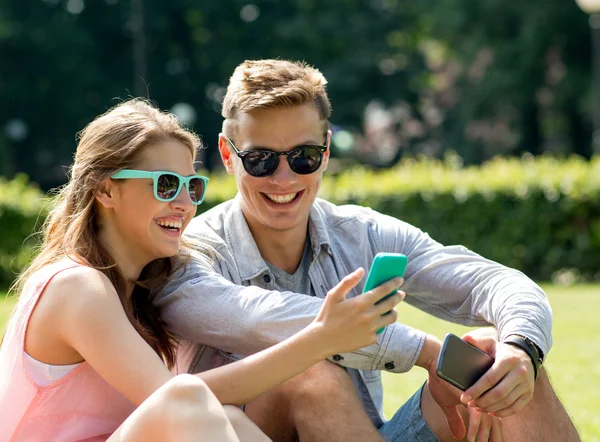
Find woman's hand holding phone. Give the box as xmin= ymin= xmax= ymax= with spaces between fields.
xmin=311 ymin=268 xmax=404 ymax=357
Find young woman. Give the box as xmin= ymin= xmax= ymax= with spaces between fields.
xmin=0 ymin=99 xmax=403 ymax=442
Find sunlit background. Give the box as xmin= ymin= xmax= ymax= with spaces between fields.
xmin=1 ymin=0 xmax=598 ymax=186
xmin=1 ymin=0 xmax=599 ymax=439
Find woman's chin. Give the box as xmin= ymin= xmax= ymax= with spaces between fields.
xmin=148 ymin=242 xmax=181 ymax=261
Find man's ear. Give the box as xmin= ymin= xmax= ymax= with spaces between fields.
xmin=321 ymin=130 xmax=332 ymax=171
xmin=95 ymin=177 xmax=118 ymax=209
xmin=218 ymin=133 xmax=235 ymax=175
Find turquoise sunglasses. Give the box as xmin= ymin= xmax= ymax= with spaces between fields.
xmin=111 ymin=170 xmax=209 ymax=205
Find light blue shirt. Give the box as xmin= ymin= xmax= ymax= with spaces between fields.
xmin=156 ymin=195 xmax=552 ymax=425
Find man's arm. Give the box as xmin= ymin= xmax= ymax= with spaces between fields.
xmin=370 ymin=212 xmax=552 ymax=421
xmin=372 ymin=213 xmax=553 ymax=357
xmin=155 ymin=251 xmax=425 ymax=373
xmin=156 ymin=252 xmax=321 ymax=355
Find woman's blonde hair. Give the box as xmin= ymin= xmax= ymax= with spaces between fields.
xmin=11 ymin=98 xmax=201 ymax=368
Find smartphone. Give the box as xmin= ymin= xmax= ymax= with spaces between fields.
xmin=362 ymin=253 xmax=408 ymax=334
xmin=436 ymin=333 xmax=495 ymax=391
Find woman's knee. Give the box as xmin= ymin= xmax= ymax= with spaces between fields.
xmin=223 ymin=405 xmax=248 ymax=427
xmin=157 ymin=375 xmax=224 ymax=425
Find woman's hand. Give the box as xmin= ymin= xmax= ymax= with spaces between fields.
xmin=312 ymin=268 xmax=404 ymax=357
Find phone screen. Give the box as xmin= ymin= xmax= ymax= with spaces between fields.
xmin=436 ymin=334 xmax=494 ymax=391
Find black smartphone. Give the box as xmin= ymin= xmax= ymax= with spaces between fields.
xmin=436 ymin=333 xmax=495 ymax=391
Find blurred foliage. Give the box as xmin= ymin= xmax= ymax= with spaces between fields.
xmin=1 ymin=156 xmax=599 ymax=288
xmin=203 ymin=154 xmax=600 ymax=283
xmin=0 ymin=175 xmax=48 ymax=288
xmin=0 ymin=0 xmax=594 ymax=190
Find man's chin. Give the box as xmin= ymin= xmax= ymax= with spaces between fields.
xmin=260 ymin=217 xmax=305 ymax=233
xmin=263 ymin=223 xmax=300 ymax=233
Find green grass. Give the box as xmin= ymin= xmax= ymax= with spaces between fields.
xmin=1 ymin=285 xmax=599 ymax=440
xmin=382 ymin=284 xmax=600 ymax=441
xmin=0 ymin=292 xmax=14 ymax=332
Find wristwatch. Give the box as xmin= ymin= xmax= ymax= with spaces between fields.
xmin=503 ymin=335 xmax=543 ymax=380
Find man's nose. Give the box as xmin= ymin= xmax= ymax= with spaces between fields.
xmin=268 ymin=155 xmax=297 ymax=186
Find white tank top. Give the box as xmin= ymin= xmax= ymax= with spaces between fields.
xmin=23 ymin=351 xmax=80 ymax=386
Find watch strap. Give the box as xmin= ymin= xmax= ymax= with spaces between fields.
xmin=503 ymin=335 xmax=542 ymax=380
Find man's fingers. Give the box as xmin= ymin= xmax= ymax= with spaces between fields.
xmin=470 ymin=368 xmax=522 ymax=409
xmin=476 ymin=414 xmax=492 ymax=442
xmin=442 ymin=405 xmax=466 ymax=440
xmin=463 ymin=362 xmax=508 ymax=403
xmin=491 ymin=392 xmax=532 ymax=418
xmin=467 ymin=407 xmax=482 ymax=442
xmin=461 ymin=334 xmax=479 ymax=347
xmin=490 ymin=415 xmax=503 ymax=442
xmin=479 ymin=382 xmax=524 ymax=413
xmin=462 ymin=332 xmax=496 ymax=350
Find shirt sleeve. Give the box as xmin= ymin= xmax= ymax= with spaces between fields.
xmin=154 ymin=249 xmax=426 ymax=373
xmin=370 ymin=211 xmax=553 ymax=358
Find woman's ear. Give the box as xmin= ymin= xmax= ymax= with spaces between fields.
xmin=95 ymin=177 xmax=117 ymax=209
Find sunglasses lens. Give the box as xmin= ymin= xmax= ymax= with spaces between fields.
xmin=156 ymin=174 xmax=180 ymax=200
xmin=243 ymin=151 xmax=279 ymax=177
xmin=188 ymin=178 xmax=206 ymax=203
xmin=289 ymin=147 xmax=323 ymax=174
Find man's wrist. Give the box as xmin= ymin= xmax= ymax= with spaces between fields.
xmin=503 ymin=334 xmax=542 ymax=379
xmin=415 ymin=334 xmax=442 ymax=373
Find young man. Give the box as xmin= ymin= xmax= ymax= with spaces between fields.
xmin=156 ymin=60 xmax=580 ymax=442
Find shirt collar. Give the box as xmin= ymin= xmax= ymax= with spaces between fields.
xmin=223 ymin=195 xmax=333 ymax=282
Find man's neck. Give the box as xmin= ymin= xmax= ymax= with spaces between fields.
xmin=247 ymin=220 xmax=309 ymax=274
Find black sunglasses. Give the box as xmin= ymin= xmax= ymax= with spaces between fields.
xmin=225 ymin=136 xmax=328 ymax=178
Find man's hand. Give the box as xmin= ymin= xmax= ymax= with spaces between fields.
xmin=419 ymin=334 xmax=503 ymax=440
xmin=426 ymin=367 xmax=466 ymax=439
xmin=466 ymin=406 xmax=503 ymax=442
xmin=460 ymin=329 xmax=535 ymax=418
xmin=426 ymin=365 xmax=504 ymax=441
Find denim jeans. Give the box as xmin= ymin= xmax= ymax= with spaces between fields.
xmin=379 ymin=385 xmax=439 ymax=442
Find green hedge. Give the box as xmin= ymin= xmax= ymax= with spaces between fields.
xmin=202 ymin=154 xmax=600 ymax=283
xmin=0 ymin=175 xmax=49 ymax=289
xmin=1 ymin=155 xmax=599 ymax=289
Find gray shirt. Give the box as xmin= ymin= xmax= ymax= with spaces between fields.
xmin=156 ymin=195 xmax=552 ymax=424
xmin=265 ymin=238 xmax=314 ymax=297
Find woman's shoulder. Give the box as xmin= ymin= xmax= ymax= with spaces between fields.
xmin=34 ymin=261 xmax=118 ymax=314
xmin=47 ymin=263 xmax=115 ymax=297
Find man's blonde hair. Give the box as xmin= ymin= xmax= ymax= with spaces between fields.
xmin=222 ymin=59 xmax=332 ymax=137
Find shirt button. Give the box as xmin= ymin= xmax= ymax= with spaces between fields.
xmin=332 ymin=354 xmax=344 ymax=361
xmin=263 ymin=274 xmax=271 ymax=284
xmin=384 ymin=361 xmax=395 ymax=370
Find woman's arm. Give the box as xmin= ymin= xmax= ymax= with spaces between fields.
xmin=196 ymin=269 xmax=401 ymax=405
xmin=58 ymin=266 xmax=402 ymax=406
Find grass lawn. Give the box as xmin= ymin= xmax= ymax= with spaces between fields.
xmin=1 ymin=285 xmax=599 ymax=440
xmin=382 ymin=284 xmax=600 ymax=441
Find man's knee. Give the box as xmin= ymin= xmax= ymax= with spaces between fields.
xmin=281 ymin=360 xmax=352 ymax=401
xmin=244 ymin=362 xmax=349 ymax=423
